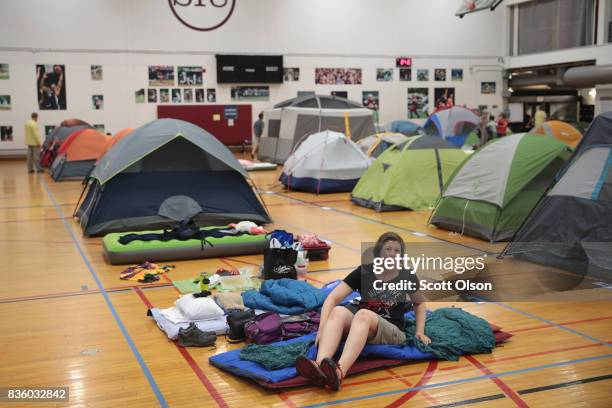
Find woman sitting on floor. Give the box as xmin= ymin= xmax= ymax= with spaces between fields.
xmin=296 ymin=232 xmax=430 ymax=391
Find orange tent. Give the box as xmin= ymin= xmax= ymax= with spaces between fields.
xmin=50 ymin=129 xmax=111 ymax=180
xmin=533 ymin=121 xmax=582 ymax=148
xmin=58 ymin=128 xmax=110 ymax=161
xmin=107 ymin=128 xmax=134 ymax=150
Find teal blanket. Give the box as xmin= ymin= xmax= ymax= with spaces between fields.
xmin=405 ymin=307 xmax=495 ymax=361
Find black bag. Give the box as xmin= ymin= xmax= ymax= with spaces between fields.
xmin=263 ymin=247 xmax=298 ymax=280
xmin=226 ymin=309 xmax=255 ymax=343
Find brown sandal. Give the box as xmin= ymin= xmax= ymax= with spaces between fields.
xmin=320 ymin=358 xmax=344 ymax=391
xmin=295 ymin=356 xmax=327 ymax=387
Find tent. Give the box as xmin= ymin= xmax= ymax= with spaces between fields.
xmin=357 ymin=132 xmax=409 ymax=158
xmin=76 ymin=118 xmax=271 ymax=237
xmin=352 ymin=135 xmax=468 ymax=211
xmin=258 ymin=95 xmax=376 ymax=164
xmin=532 ymin=120 xmax=582 ymax=148
xmin=429 ymin=133 xmax=572 ymax=242
xmin=503 ymin=112 xmax=612 ymax=275
xmin=279 ymin=130 xmax=370 ymax=193
xmin=423 ymin=106 xmax=480 ymax=146
xmin=50 ymin=129 xmax=110 ymax=181
xmin=41 ymin=121 xmax=92 ymax=167
xmin=386 ymin=120 xmax=421 ymax=136
xmin=107 ymin=128 xmax=134 ymax=150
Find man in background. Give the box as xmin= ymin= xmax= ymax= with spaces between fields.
xmin=24 ymin=112 xmax=42 ymax=173
xmin=534 ymin=106 xmax=547 ymax=128
xmin=252 ymin=112 xmax=265 ymax=160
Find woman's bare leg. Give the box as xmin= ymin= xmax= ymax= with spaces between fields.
xmin=316 ymin=306 xmax=353 ymax=364
xmin=337 ymin=309 xmax=379 ymax=374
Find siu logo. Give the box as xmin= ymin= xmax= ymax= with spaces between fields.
xmin=169 ymin=0 xmax=236 ymax=31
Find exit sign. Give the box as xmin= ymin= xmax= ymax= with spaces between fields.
xmin=396 ymin=57 xmax=412 ymax=67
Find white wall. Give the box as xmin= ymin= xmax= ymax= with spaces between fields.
xmin=0 ymin=0 xmax=506 ymax=152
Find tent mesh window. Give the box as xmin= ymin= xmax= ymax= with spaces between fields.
xmin=268 ymin=119 xmax=281 ymax=138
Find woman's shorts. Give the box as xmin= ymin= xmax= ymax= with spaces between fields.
xmin=343 ymin=304 xmax=406 ymax=345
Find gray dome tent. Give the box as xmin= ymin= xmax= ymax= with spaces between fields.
xmin=258 ymin=94 xmax=375 ymax=164
xmin=76 ymin=119 xmax=271 ymax=237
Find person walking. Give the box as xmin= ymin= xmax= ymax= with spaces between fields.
xmin=24 ymin=112 xmax=43 ymax=173
xmin=252 ymin=112 xmax=265 ymax=160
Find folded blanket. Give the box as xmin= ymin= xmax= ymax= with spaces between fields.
xmin=150 ymin=308 xmax=228 ymax=339
xmin=242 ymin=279 xmax=325 ymax=315
xmin=240 ymin=341 xmax=312 ymax=370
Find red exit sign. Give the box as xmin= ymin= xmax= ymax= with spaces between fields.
xmin=396 ymin=57 xmax=412 ymax=67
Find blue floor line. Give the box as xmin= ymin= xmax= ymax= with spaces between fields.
xmin=40 ymin=177 xmax=169 ymax=408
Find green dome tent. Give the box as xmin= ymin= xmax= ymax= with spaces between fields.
xmin=429 ymin=133 xmax=572 ymax=242
xmin=351 ymin=135 xmax=468 ymax=211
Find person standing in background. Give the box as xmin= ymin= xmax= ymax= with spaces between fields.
xmin=24 ymin=112 xmax=42 ymax=173
xmin=252 ymin=112 xmax=265 ymax=160
xmin=496 ymin=112 xmax=509 ymax=137
xmin=534 ymin=106 xmax=547 ymax=128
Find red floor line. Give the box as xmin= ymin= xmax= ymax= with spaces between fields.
xmin=277 ymin=392 xmax=298 ymax=408
xmin=464 ymin=355 xmax=528 ymax=408
xmin=385 ymin=366 xmax=440 ymax=406
xmin=132 ymin=287 xmax=229 ymax=408
xmin=385 ymin=360 xmax=438 ymax=408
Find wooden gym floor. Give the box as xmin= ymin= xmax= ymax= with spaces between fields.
xmin=0 ymin=157 xmax=611 ymax=408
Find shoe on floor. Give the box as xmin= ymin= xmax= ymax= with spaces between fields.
xmin=177 ymin=324 xmax=216 ymax=347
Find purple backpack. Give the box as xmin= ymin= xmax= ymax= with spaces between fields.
xmin=245 ymin=311 xmax=321 ymax=344
xmin=244 ymin=312 xmax=283 ymax=345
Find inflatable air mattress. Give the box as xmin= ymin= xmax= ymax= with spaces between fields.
xmin=103 ymin=226 xmax=267 ymax=264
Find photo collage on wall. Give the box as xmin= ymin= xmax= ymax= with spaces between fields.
xmin=231 ymin=86 xmax=269 ymax=101
xmin=139 ymin=65 xmax=215 ymax=105
xmin=315 ymin=68 xmax=362 ymax=85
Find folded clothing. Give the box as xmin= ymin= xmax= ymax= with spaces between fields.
xmin=149 ymin=308 xmax=228 ymax=340
xmin=176 ymin=294 xmax=225 ymax=321
xmin=214 ymin=292 xmax=246 ymax=311
xmin=242 ymin=279 xmax=325 ymax=315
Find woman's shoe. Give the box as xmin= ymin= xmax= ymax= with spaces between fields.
xmin=320 ymin=358 xmax=344 ymax=391
xmin=295 ymin=355 xmax=327 ymax=387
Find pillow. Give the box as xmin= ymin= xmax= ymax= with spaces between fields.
xmin=176 ymin=294 xmax=225 ymax=321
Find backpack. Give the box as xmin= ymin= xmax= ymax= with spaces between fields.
xmin=244 ymin=312 xmax=283 ymax=345
xmin=226 ymin=309 xmax=255 ymax=343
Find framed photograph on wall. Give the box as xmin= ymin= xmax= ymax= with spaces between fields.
xmin=434 ymin=88 xmax=455 ymax=110
xmin=36 ymin=64 xmax=67 ymax=110
xmin=362 ymin=91 xmax=379 ymax=111
xmin=434 ymin=69 xmax=447 ymax=81
xmin=331 ymin=91 xmax=348 ymax=98
xmin=92 ymin=95 xmax=104 ymax=110
xmin=451 ymin=69 xmax=463 ymax=81
xmin=45 ymin=125 xmax=56 ymax=136
xmin=206 ymin=88 xmax=216 ymax=102
xmin=0 ymin=64 xmax=9 ymax=80
xmin=147 ymin=88 xmax=158 ymax=103
xmin=407 ymin=88 xmax=429 ymax=118
xmin=0 ymin=95 xmax=11 ymax=110
xmin=399 ymin=68 xmax=412 ymax=81
xmin=195 ymin=89 xmax=205 ymax=103
xmin=160 ymin=88 xmax=170 ymax=103
xmin=315 ymin=68 xmax=362 ymax=85
xmin=0 ymin=126 xmax=13 ymax=142
xmin=417 ymin=69 xmax=429 ymax=81
xmin=91 ymin=65 xmax=103 ymax=80
xmin=172 ymin=89 xmax=182 ymax=103
xmin=184 ymin=88 xmax=193 ymax=103
xmin=481 ymin=82 xmax=496 ymax=94
xmin=376 ymin=68 xmax=393 ymax=81
xmin=135 ymin=89 xmax=145 ymax=103
xmin=177 ymin=66 xmax=203 ymax=86
xmin=148 ymin=65 xmax=174 ymax=87
xmin=297 ymin=91 xmax=315 ymax=98
xmin=283 ymin=68 xmax=300 ymax=82
xmin=231 ymin=86 xmax=269 ymax=101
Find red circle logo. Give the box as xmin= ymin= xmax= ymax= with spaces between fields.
xmin=168 ymin=0 xmax=236 ymax=32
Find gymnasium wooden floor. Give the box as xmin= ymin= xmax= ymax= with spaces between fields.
xmin=1 ymin=157 xmax=611 ymax=408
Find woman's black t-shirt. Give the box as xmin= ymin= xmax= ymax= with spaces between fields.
xmin=343 ymin=264 xmax=419 ymax=331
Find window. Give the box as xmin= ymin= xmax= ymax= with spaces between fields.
xmin=517 ymin=0 xmax=596 ymax=55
